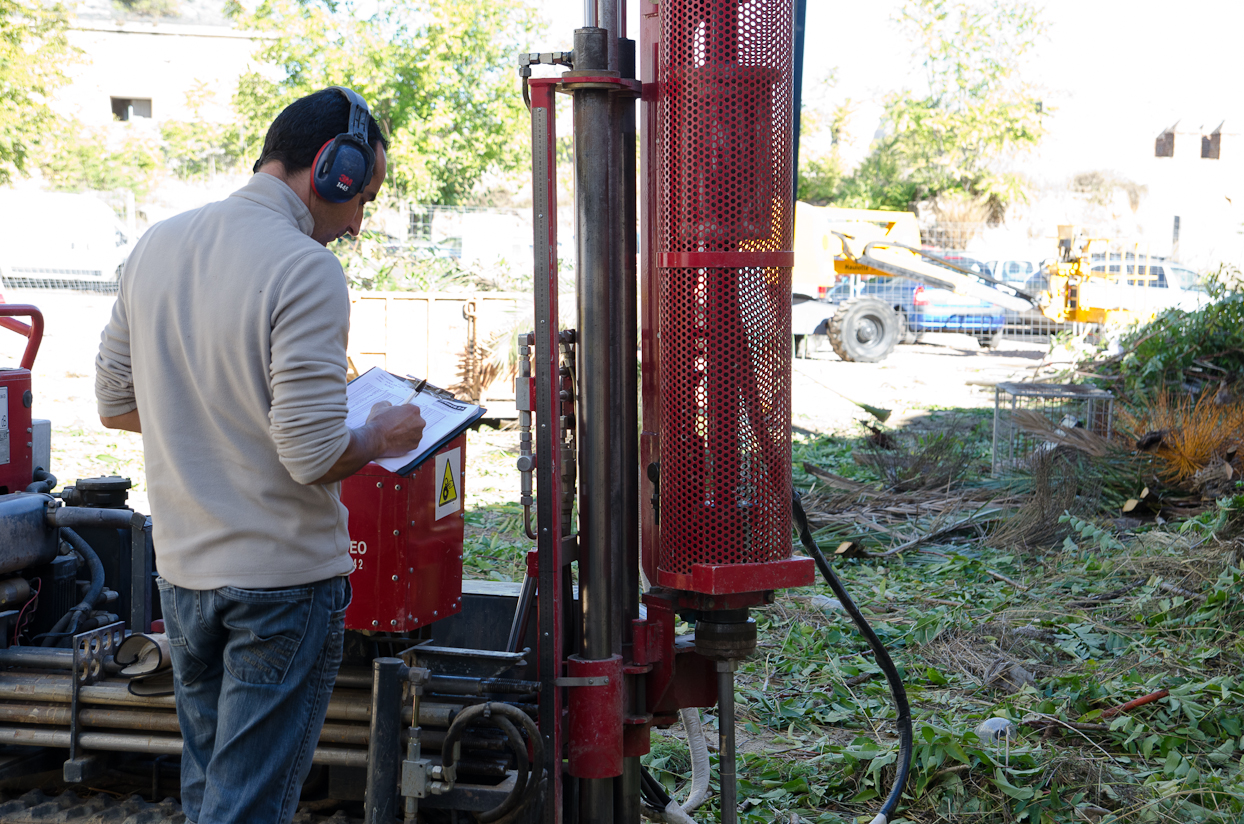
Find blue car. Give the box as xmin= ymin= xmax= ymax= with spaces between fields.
xmin=860 ymin=275 xmax=1006 ymax=348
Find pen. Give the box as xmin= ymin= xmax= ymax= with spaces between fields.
xmin=398 ymin=377 xmax=429 ymax=406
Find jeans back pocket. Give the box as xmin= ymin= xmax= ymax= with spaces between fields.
xmin=218 ymin=586 xmax=315 ymax=685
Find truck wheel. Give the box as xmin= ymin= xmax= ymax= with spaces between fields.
xmin=976 ymin=329 xmax=1004 ymax=350
xmin=898 ymin=311 xmax=920 ymax=345
xmin=828 ymin=297 xmax=899 ymax=363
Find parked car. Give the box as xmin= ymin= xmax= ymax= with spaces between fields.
xmin=938 ymin=254 xmax=994 ymax=278
xmin=0 ymin=191 xmax=135 ymax=283
xmin=860 ymin=274 xmax=1007 ymax=349
xmin=986 ymin=258 xmax=1050 ymax=287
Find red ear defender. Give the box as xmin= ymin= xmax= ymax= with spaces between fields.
xmin=309 ymin=139 xmax=336 ymax=200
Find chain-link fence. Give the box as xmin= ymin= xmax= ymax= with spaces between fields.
xmin=1 ymin=275 xmax=119 ymax=295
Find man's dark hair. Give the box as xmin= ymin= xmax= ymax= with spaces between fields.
xmin=252 ymin=88 xmax=388 ymax=175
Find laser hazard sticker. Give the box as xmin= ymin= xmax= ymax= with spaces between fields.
xmin=434 ymin=447 xmax=462 ymax=520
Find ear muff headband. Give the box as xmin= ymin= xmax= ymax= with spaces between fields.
xmin=310 ymin=86 xmax=376 ymax=204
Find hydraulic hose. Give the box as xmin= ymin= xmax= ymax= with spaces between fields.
xmin=792 ymin=492 xmax=912 ymax=824
xmin=38 ymin=527 xmax=106 ymax=647
xmin=440 ymin=702 xmax=543 ymax=823
xmin=25 ymin=468 xmax=57 ymax=495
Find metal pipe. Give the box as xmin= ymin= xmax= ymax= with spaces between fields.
xmin=718 ymin=663 xmax=738 ymax=824
xmin=0 ymin=698 xmax=507 ymax=753
xmin=0 ymin=646 xmax=89 ymax=670
xmin=598 ymin=0 xmax=619 ymax=72
xmin=792 ymin=0 xmax=808 ymax=201
xmin=47 ymin=506 xmax=135 ymax=530
xmin=0 ymin=726 xmax=368 ymax=767
xmin=0 ymin=672 xmax=456 ymax=726
xmin=0 ymin=703 xmax=180 ymax=732
xmin=572 ymin=24 xmax=614 ymax=669
xmin=365 ymin=658 xmax=404 ymax=824
xmin=584 ymin=0 xmax=597 ymax=28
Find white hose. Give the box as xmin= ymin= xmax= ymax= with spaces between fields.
xmin=640 ymin=708 xmax=713 ymax=824
xmin=641 ymin=800 xmax=699 ymax=824
xmin=679 ymin=707 xmax=711 ymax=813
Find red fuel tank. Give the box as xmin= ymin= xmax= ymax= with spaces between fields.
xmin=341 ymin=434 xmax=466 ymax=632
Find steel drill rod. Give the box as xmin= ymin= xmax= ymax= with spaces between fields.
xmin=0 ymin=672 xmax=458 ymax=726
xmin=0 ymin=725 xmax=368 ymax=766
xmin=0 ymin=696 xmax=510 ymax=755
xmin=573 ymin=70 xmax=615 ymax=664
xmin=719 ymin=667 xmax=738 ymax=824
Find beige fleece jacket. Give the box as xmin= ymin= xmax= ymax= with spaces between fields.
xmin=95 ymin=174 xmax=355 ymax=589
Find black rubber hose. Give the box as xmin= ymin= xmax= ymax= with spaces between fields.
xmin=39 ymin=528 xmax=106 ymax=647
xmin=640 ymin=765 xmax=672 ymax=808
xmin=441 ymin=702 xmax=544 ymax=823
xmin=25 ymin=468 xmax=57 ymax=494
xmin=792 ymin=491 xmax=912 ymax=823
xmin=476 ymin=715 xmax=528 ymax=824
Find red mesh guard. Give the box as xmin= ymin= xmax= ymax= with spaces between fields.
xmin=656 ymin=0 xmax=794 ymax=580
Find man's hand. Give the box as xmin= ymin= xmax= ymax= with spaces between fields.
xmin=364 ymin=401 xmax=427 ymax=457
xmin=310 ymin=402 xmax=426 ymax=485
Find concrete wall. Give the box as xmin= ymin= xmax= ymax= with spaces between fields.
xmin=58 ymin=21 xmax=260 ymax=127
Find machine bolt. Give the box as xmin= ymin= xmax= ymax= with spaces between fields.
xmin=393 ymin=530 xmax=400 ymax=536
xmin=391 ymin=619 xmax=398 ymax=627
xmin=395 ymin=484 xmax=401 ymax=490
xmin=432 ymin=611 xmax=438 ymax=617
xmin=376 ymin=482 xmax=383 ymax=488
xmin=392 ymin=575 xmax=399 ymax=582
xmin=408 ymin=568 xmax=414 ymax=574
xmin=372 ymin=620 xmax=379 ymax=628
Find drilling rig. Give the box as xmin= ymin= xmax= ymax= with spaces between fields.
xmin=0 ymin=2 xmax=912 ymax=823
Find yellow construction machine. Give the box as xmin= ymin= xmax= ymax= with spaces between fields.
xmin=791 ymin=204 xmax=1032 ymax=361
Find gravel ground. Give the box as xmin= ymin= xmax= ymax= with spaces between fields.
xmin=0 ymin=288 xmax=1051 ymax=513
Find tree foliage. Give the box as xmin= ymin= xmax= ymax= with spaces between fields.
xmin=230 ymin=0 xmax=541 ymax=204
xmin=834 ymin=0 xmax=1047 ymax=214
xmin=0 ymin=0 xmax=73 ymax=183
xmin=39 ymin=123 xmax=162 ymax=197
xmin=161 ymin=84 xmax=246 ymax=179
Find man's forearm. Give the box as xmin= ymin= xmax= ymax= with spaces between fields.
xmin=311 ymin=425 xmax=384 ymax=485
xmin=100 ymin=409 xmax=141 ymax=433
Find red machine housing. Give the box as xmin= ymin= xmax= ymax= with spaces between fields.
xmin=640 ymin=0 xmax=812 ymax=597
xmin=0 ymin=306 xmax=44 ymax=495
xmin=341 ymin=434 xmax=466 ymax=632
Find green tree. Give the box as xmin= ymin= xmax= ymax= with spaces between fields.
xmin=39 ymin=124 xmax=162 ymax=198
xmin=0 ymin=0 xmax=74 ymax=183
xmin=841 ymin=0 xmax=1047 ymax=214
xmin=231 ymin=0 xmax=542 ymax=204
xmin=161 ymin=84 xmax=246 ymax=179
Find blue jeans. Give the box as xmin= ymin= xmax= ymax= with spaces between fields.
xmin=157 ymin=575 xmax=351 ymax=824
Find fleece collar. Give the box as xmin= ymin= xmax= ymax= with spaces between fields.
xmin=231 ymin=173 xmax=315 ymax=237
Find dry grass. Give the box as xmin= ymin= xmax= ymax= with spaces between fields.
xmin=1117 ymin=392 xmax=1244 ymax=485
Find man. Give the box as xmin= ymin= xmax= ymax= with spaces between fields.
xmin=95 ymin=88 xmax=424 ymax=823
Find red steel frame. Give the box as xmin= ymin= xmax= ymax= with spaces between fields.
xmin=527 ymin=77 xmax=566 ymax=824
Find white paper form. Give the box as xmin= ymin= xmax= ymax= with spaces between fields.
xmin=345 ymin=367 xmax=484 ymax=474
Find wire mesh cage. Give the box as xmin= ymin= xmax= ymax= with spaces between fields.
xmin=992 ymin=382 xmax=1114 ymax=474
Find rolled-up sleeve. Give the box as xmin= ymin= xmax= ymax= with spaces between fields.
xmin=96 ymin=285 xmax=137 ymax=418
xmin=267 ymin=251 xmax=353 ymax=484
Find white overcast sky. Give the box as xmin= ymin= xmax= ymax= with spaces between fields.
xmin=535 ymin=0 xmax=1244 ymax=183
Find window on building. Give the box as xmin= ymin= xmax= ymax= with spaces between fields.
xmin=111 ymin=97 xmax=152 ymax=121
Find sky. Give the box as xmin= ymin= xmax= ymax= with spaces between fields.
xmin=534 ymin=0 xmax=1244 ymax=263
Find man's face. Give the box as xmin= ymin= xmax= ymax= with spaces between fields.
xmin=310 ymin=142 xmax=387 ymax=246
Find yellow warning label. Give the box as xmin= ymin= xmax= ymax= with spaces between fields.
xmin=438 ymin=459 xmax=458 ymax=507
